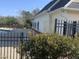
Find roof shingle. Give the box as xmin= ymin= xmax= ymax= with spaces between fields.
xmin=38 ymin=0 xmax=70 ymax=14
xmin=38 ymin=0 xmax=57 ymax=14
xmin=50 ymin=0 xmax=70 ymax=11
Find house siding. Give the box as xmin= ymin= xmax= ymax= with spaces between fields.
xmin=51 ymin=9 xmax=79 ymax=35
xmin=33 ymin=9 xmax=79 ymax=34
xmin=33 ymin=14 xmax=50 ymax=33
xmin=65 ymin=10 xmax=79 ymax=21
xmin=49 ymin=9 xmax=79 ymax=34
xmin=55 ymin=9 xmax=79 ymax=21
xmin=49 ymin=9 xmax=63 ymax=33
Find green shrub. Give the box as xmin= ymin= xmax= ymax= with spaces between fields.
xmin=18 ymin=33 xmax=79 ymax=59
xmin=29 ymin=34 xmax=79 ymax=59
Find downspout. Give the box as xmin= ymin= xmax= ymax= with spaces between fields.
xmin=49 ymin=13 xmax=53 ymax=33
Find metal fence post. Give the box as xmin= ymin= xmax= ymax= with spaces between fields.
xmin=20 ymin=32 xmax=24 ymax=59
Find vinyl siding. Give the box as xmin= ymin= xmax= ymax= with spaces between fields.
xmin=50 ymin=9 xmax=79 ymax=34
xmin=50 ymin=9 xmax=63 ymax=33
xmin=33 ymin=8 xmax=79 ymax=34
xmin=65 ymin=10 xmax=79 ymax=21
xmin=33 ymin=14 xmax=50 ymax=33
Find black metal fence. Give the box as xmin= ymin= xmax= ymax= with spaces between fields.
xmin=0 ymin=31 xmax=28 ymax=59
xmin=55 ymin=19 xmax=79 ymax=37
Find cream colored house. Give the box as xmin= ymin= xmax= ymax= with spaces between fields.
xmin=32 ymin=0 xmax=79 ymax=36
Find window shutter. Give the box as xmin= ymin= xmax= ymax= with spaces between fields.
xmin=63 ymin=21 xmax=67 ymax=35
xmin=72 ymin=21 xmax=76 ymax=37
xmin=54 ymin=19 xmax=57 ymax=33
xmin=37 ymin=22 xmax=39 ymax=30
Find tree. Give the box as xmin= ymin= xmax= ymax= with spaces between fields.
xmin=5 ymin=16 xmax=17 ymax=25
xmin=0 ymin=16 xmax=17 ymax=25
xmin=32 ymin=8 xmax=40 ymax=16
xmin=20 ymin=10 xmax=33 ymax=28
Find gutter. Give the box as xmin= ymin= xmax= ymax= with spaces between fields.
xmin=34 ymin=10 xmax=48 ymax=19
xmin=63 ymin=7 xmax=79 ymax=11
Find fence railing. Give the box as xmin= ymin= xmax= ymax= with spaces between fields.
xmin=55 ymin=19 xmax=79 ymax=37
xmin=0 ymin=31 xmax=28 ymax=59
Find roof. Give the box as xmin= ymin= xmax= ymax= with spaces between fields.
xmin=50 ymin=0 xmax=70 ymax=11
xmin=39 ymin=0 xmax=57 ymax=13
xmin=38 ymin=0 xmax=70 ymax=14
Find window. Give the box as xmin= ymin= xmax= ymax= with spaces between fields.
xmin=32 ymin=22 xmax=34 ymax=28
xmin=54 ymin=18 xmax=77 ymax=36
xmin=32 ymin=22 xmax=39 ymax=30
xmin=37 ymin=22 xmax=39 ymax=30
xmin=35 ymin=22 xmax=36 ymax=28
xmin=32 ymin=22 xmax=36 ymax=28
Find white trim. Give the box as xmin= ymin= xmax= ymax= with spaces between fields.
xmin=49 ymin=7 xmax=79 ymax=15
xmin=63 ymin=7 xmax=79 ymax=11
xmin=64 ymin=0 xmax=73 ymax=8
xmin=48 ymin=0 xmax=60 ymax=11
xmin=0 ymin=27 xmax=13 ymax=30
xmin=34 ymin=10 xmax=48 ymax=19
xmin=72 ymin=0 xmax=79 ymax=2
xmin=48 ymin=8 xmax=63 ymax=14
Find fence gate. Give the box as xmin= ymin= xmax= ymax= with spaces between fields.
xmin=0 ymin=31 xmax=27 ymax=59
